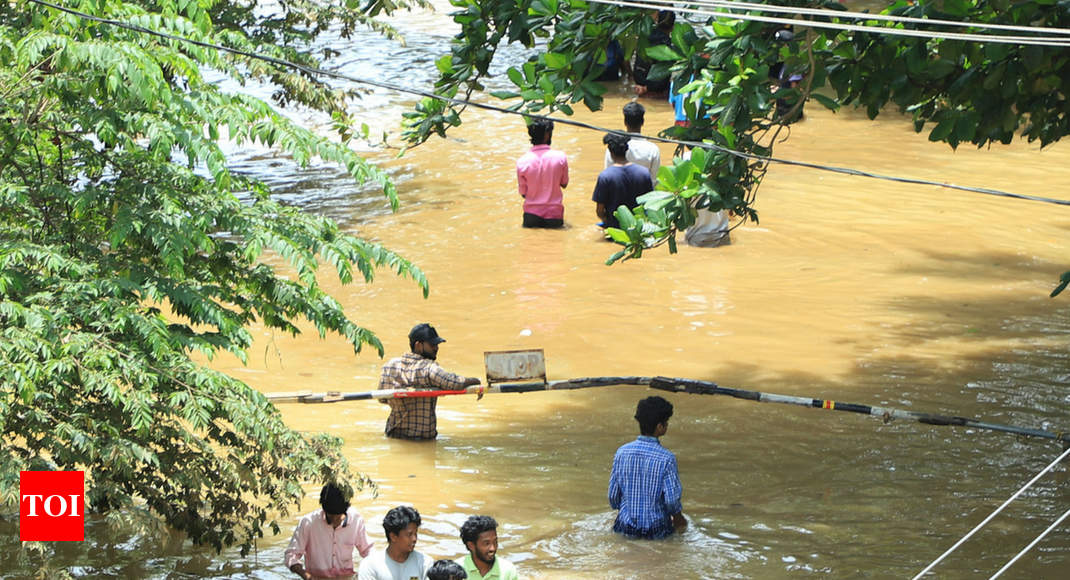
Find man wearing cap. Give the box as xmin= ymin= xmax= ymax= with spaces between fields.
xmin=377 ymin=323 xmax=482 ymax=440
xmin=285 ymin=482 xmax=374 ymax=579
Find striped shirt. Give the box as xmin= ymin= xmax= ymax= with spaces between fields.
xmin=378 ymin=352 xmax=469 ymax=439
xmin=608 ymin=435 xmax=683 ymax=539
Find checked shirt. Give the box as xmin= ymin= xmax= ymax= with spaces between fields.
xmin=378 ymin=352 xmax=470 ymax=439
xmin=608 ymin=435 xmax=683 ymax=539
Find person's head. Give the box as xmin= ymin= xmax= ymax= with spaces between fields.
xmin=603 ymin=132 xmax=631 ymax=162
xmin=635 ymin=396 xmax=674 ymax=436
xmin=460 ymin=515 xmax=499 ymax=566
xmin=319 ymin=482 xmax=350 ymax=528
xmin=409 ymin=323 xmax=446 ymax=360
xmin=527 ymin=117 xmax=554 ymax=145
xmin=383 ymin=505 xmax=422 ymax=556
xmin=657 ymin=10 xmax=676 ymax=31
xmin=427 ymin=559 xmax=467 ymax=580
xmin=622 ymin=102 xmax=645 ymax=132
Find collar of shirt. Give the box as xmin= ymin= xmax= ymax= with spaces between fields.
xmin=462 ymin=553 xmax=501 ymax=580
xmin=636 ymin=435 xmax=661 ymax=444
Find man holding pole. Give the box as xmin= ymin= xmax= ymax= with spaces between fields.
xmin=608 ymin=396 xmax=686 ymax=539
xmin=377 ymin=323 xmax=482 ymax=440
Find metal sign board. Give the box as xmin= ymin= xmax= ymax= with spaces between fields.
xmin=484 ymin=349 xmax=546 ymax=385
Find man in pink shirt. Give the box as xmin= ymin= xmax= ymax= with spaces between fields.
xmin=516 ymin=118 xmax=569 ymax=228
xmin=285 ymin=483 xmax=374 ymax=579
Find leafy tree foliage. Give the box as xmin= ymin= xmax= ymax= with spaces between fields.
xmin=407 ymin=0 xmax=1070 ymax=277
xmin=1 ymin=0 xmax=429 ymax=561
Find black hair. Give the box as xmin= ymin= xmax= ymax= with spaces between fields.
xmin=319 ymin=483 xmax=350 ymax=515
xmin=622 ymin=102 xmax=645 ymax=130
xmin=460 ymin=515 xmax=498 ymax=547
xmin=603 ymin=132 xmax=631 ymax=159
xmin=427 ymin=559 xmax=467 ymax=580
xmin=383 ymin=505 xmax=421 ymax=541
xmin=657 ymin=10 xmax=676 ymax=31
xmin=635 ymin=396 xmax=673 ymax=435
xmin=527 ymin=118 xmax=554 ymax=145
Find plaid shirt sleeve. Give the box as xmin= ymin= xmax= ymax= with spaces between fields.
xmin=661 ymin=454 xmax=683 ymax=516
xmin=423 ymin=362 xmax=469 ymax=389
xmin=376 ymin=353 xmax=469 ymax=439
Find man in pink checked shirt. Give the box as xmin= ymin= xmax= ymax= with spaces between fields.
xmin=516 ymin=117 xmax=569 ymax=228
xmin=285 ymin=483 xmax=374 ymax=580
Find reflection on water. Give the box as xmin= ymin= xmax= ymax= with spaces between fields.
xmin=7 ymin=1 xmax=1070 ymax=578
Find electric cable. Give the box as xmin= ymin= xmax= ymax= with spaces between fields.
xmin=912 ymin=445 xmax=1070 ymax=579
xmin=640 ymin=0 xmax=1070 ymax=37
xmin=586 ymin=0 xmax=1070 ymax=46
xmin=25 ymin=0 xmax=1070 ymax=210
xmin=989 ymin=506 xmax=1070 ymax=579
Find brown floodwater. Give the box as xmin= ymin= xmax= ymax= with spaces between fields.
xmin=200 ymin=55 xmax=1070 ymax=580
xmin=7 ymin=3 xmax=1070 ymax=579
xmin=213 ymin=5 xmax=1070 ymax=578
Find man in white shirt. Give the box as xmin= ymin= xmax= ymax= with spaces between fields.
xmin=604 ymin=101 xmax=661 ymax=182
xmin=358 ymin=506 xmax=432 ymax=580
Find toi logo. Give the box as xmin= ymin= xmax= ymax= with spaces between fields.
xmin=20 ymin=471 xmax=85 ymax=541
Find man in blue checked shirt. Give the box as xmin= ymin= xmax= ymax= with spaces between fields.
xmin=608 ymin=396 xmax=687 ymax=539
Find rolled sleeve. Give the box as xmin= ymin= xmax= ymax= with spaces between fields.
xmin=283 ymin=517 xmax=309 ymax=569
xmin=354 ymin=517 xmax=374 ymax=558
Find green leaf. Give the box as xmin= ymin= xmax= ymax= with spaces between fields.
xmin=810 ymin=93 xmax=840 ymax=111
xmin=1052 ymin=271 xmax=1070 ymax=298
xmin=646 ymin=45 xmax=682 ymax=62
xmin=435 ymin=54 xmax=454 ymax=74
xmin=615 ymin=206 xmax=638 ymax=230
xmin=544 ymin=52 xmax=569 ymax=69
xmin=507 ymin=66 xmax=524 ymax=87
xmin=605 ymin=250 xmax=627 ymax=265
xmin=689 ymin=148 xmax=708 ymax=171
xmin=606 ymin=228 xmax=631 ymax=244
xmin=928 ymin=119 xmax=955 ymax=142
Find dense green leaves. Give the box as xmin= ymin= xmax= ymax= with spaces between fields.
xmin=1 ymin=0 xmax=428 ymax=567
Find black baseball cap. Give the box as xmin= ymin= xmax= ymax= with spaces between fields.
xmin=409 ymin=323 xmax=446 ymax=345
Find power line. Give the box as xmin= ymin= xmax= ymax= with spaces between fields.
xmin=912 ymin=445 xmax=1070 ymax=579
xmin=25 ymin=0 xmax=1070 ymax=209
xmin=587 ymin=0 xmax=1070 ymax=46
xmin=989 ymin=506 xmax=1070 ymax=579
xmin=643 ymin=0 xmax=1070 ymax=37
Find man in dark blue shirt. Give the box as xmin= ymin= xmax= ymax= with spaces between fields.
xmin=593 ymin=132 xmax=654 ymax=229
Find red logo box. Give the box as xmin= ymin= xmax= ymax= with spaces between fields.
xmin=20 ymin=471 xmax=85 ymax=541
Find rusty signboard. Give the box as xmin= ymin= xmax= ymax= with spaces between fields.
xmin=484 ymin=349 xmax=547 ymax=385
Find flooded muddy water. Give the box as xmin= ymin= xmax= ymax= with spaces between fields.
xmin=218 ymin=98 xmax=1070 ymax=578
xmin=204 ymin=4 xmax=1070 ymax=576
xmin=10 ymin=2 xmax=1070 ymax=578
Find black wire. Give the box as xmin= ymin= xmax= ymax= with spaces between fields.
xmin=25 ymin=0 xmax=1070 ymax=208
